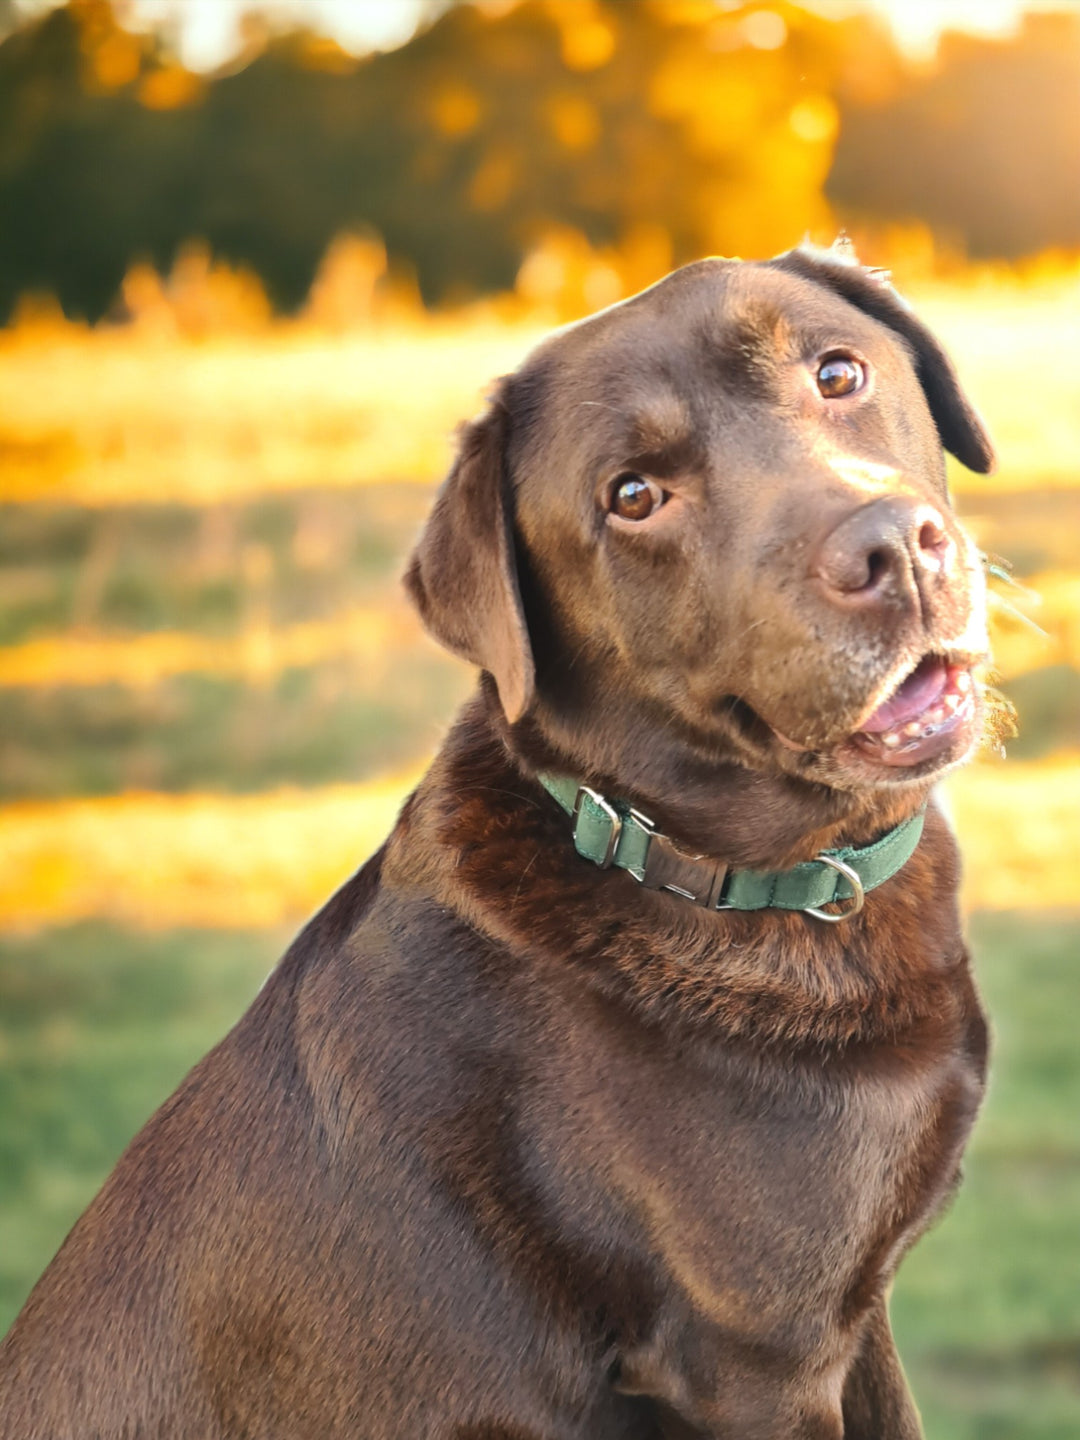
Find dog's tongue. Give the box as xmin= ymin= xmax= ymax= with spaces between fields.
xmin=859 ymin=655 xmax=948 ymax=734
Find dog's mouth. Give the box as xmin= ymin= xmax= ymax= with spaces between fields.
xmin=761 ymin=650 xmax=983 ymax=778
xmin=842 ymin=653 xmax=978 ymax=769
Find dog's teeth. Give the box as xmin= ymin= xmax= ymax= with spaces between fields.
xmin=882 ymin=732 xmax=902 ymax=748
xmin=943 ymin=692 xmax=960 ymax=711
xmin=955 ymin=670 xmax=972 ymax=692
xmin=903 ymin=720 xmax=922 ymax=737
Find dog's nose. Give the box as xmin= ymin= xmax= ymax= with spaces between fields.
xmin=813 ymin=498 xmax=954 ymax=605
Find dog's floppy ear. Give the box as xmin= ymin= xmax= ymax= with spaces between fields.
xmin=771 ymin=245 xmax=995 ymax=474
xmin=405 ymin=393 xmax=535 ymax=723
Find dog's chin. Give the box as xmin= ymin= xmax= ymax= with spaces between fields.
xmin=745 ymin=652 xmax=987 ymax=791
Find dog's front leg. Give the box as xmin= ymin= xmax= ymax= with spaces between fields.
xmin=841 ymin=1302 xmax=923 ymax=1439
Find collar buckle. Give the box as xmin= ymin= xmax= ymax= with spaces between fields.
xmin=631 ymin=809 xmax=729 ymax=909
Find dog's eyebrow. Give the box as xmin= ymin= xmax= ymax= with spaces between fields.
xmin=731 ymin=305 xmax=793 ymax=347
xmin=577 ymin=390 xmax=696 ymax=469
xmin=703 ymin=307 xmax=796 ymax=399
xmin=624 ymin=391 xmax=694 ymax=455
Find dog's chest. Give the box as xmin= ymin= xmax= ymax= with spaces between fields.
xmin=539 ymin=1010 xmax=982 ymax=1354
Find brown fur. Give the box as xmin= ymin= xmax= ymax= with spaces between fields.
xmin=0 ymin=247 xmax=993 ymax=1439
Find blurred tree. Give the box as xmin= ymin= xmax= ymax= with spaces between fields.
xmin=0 ymin=0 xmax=871 ymax=318
xmin=829 ymin=12 xmax=1080 ymax=257
xmin=0 ymin=0 xmax=1078 ymax=322
xmin=0 ymin=2 xmax=200 ymax=318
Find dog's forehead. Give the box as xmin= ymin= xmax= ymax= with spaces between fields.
xmin=513 ymin=259 xmax=911 ymax=450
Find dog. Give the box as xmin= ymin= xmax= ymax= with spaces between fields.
xmin=0 ymin=245 xmax=995 ymax=1439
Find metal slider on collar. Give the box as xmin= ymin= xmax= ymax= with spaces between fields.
xmin=572 ymin=785 xmax=728 ymax=908
xmin=571 ymin=784 xmax=623 ymax=868
xmin=629 ymin=807 xmax=729 ymax=909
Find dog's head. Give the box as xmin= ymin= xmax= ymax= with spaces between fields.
xmin=407 ymin=246 xmax=993 ymax=809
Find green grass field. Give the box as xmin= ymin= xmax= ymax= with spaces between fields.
xmin=1 ymin=912 xmax=1077 ymax=1437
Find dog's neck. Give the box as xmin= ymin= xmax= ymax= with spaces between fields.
xmin=406 ymin=690 xmax=967 ymax=1050
xmin=485 ymin=681 xmax=933 ymax=873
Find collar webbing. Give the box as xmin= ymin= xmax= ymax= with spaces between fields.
xmin=537 ymin=772 xmax=926 ymax=921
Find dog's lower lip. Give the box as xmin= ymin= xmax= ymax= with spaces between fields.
xmin=848 ymin=659 xmax=976 ymax=768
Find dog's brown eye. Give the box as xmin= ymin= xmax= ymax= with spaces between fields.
xmin=816 ymin=355 xmax=865 ymax=398
xmin=610 ymin=474 xmax=663 ymax=522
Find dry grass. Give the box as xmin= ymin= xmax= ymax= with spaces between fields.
xmin=0 ymin=604 xmax=424 ymax=688
xmin=914 ymin=261 xmax=1080 ymax=491
xmin=0 ymin=770 xmax=421 ymax=931
xmin=986 ymin=570 xmax=1080 ymax=679
xmin=0 ymin=755 xmax=1073 ymax=931
xmin=0 ymin=320 xmax=545 ymax=506
xmin=948 ymin=753 xmax=1080 ymax=912
xmin=2 ymin=260 xmax=1079 ymax=508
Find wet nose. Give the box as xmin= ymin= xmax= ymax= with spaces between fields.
xmin=813 ymin=498 xmax=953 ymax=605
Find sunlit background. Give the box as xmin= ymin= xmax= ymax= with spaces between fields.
xmin=0 ymin=1 xmax=1078 ymax=1433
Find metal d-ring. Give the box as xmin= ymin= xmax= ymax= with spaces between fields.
xmin=803 ymin=854 xmax=866 ymax=923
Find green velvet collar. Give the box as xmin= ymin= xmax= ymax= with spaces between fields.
xmin=537 ymin=772 xmax=926 ymax=923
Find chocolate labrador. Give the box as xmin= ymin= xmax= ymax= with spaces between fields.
xmin=0 ymin=245 xmax=995 ymax=1439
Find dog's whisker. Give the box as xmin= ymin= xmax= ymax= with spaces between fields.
xmin=578 ymin=400 xmax=628 ymax=417
xmin=510 ymin=851 xmax=540 ymax=909
xmin=461 ymin=784 xmax=545 ymax=809
xmin=988 ymin=590 xmax=1049 ymax=637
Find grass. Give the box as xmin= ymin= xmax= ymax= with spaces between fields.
xmin=0 ymin=648 xmax=467 ymax=798
xmin=915 ymin=264 xmax=1080 ymax=495
xmin=0 ymin=926 xmax=284 ymax=1324
xmin=0 ymin=487 xmax=1076 ymax=655
xmin=895 ymin=912 xmax=1080 ymax=1439
xmin=0 ymin=321 xmax=546 ymax=506
xmin=0 ymin=486 xmax=431 ymax=647
xmin=0 ymin=771 xmax=424 ymax=930
xmin=1 ymin=263 xmax=1079 ymax=507
xmin=0 ymin=912 xmax=1077 ymax=1438
xmin=0 ymin=485 xmax=1073 ymax=811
